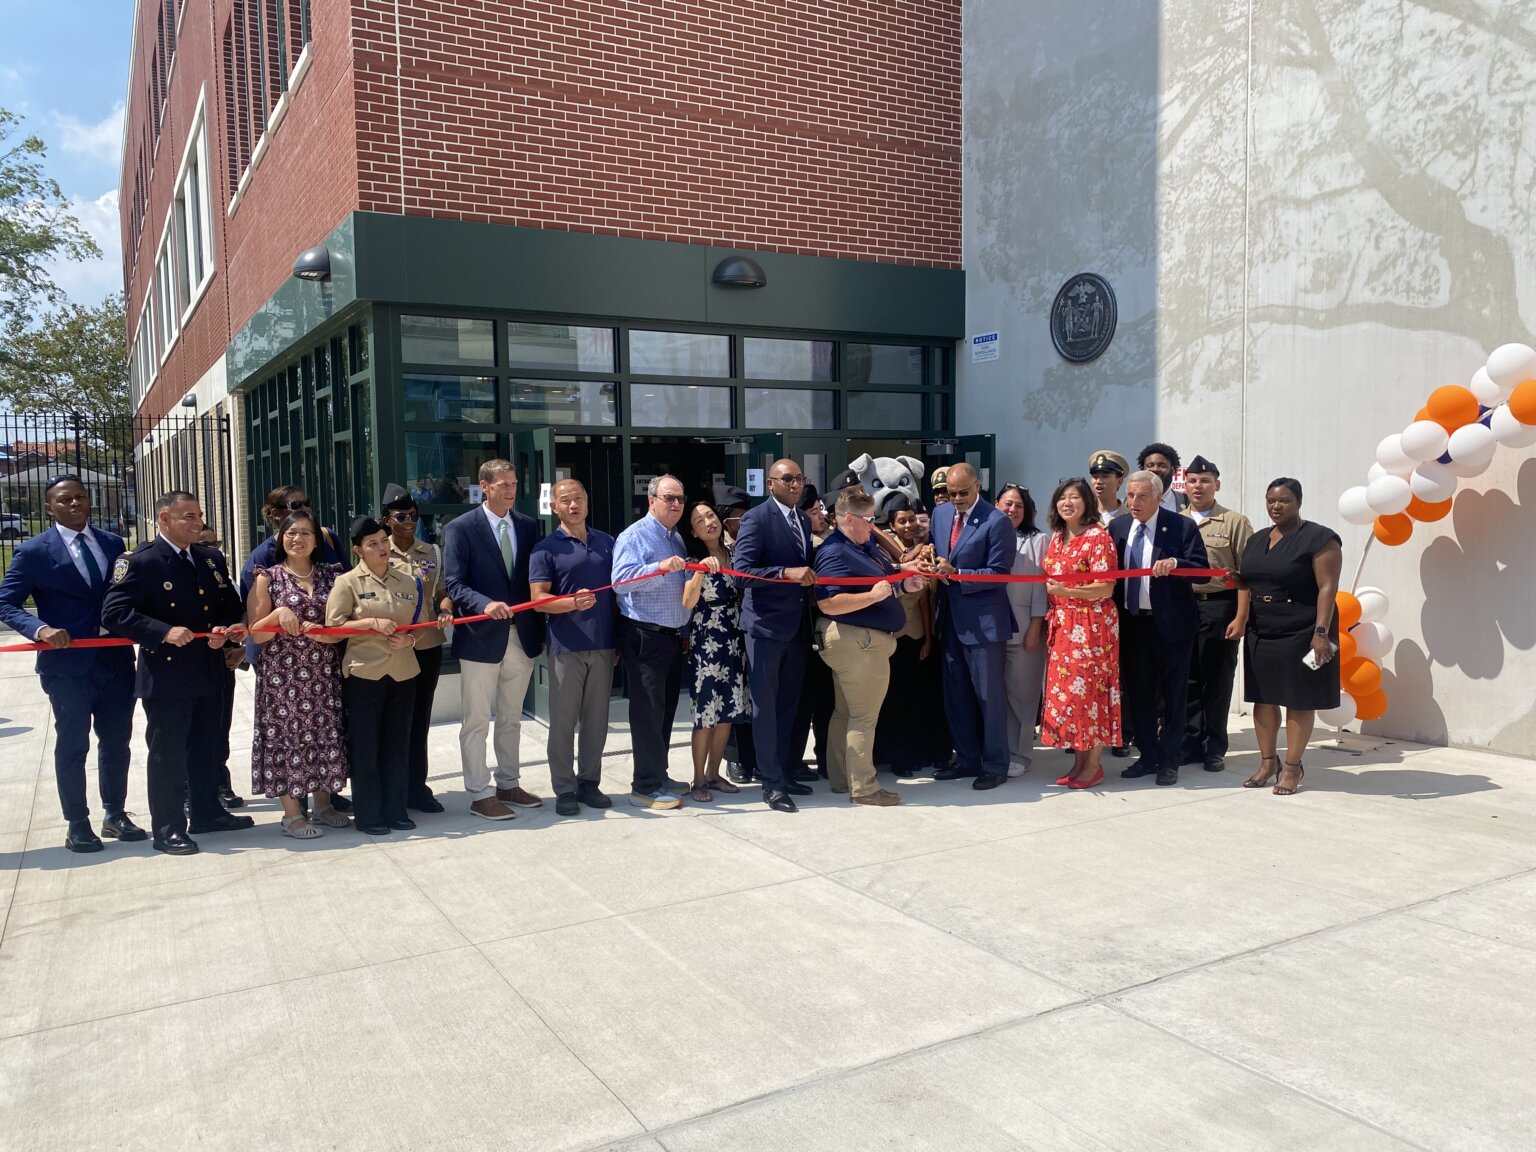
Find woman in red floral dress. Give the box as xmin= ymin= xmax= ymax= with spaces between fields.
xmin=1040 ymin=478 xmax=1121 ymax=788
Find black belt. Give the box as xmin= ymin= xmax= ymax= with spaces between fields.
xmin=622 ymin=617 xmax=682 ymax=636
xmin=1196 ymin=590 xmax=1238 ymax=601
xmin=1254 ymin=594 xmax=1294 ymax=604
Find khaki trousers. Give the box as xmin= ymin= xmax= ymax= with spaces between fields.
xmin=458 ymin=643 xmax=536 ymax=800
xmin=817 ymin=621 xmax=896 ymax=799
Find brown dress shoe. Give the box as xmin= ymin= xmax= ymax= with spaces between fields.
xmin=496 ymin=787 xmax=543 ymax=808
xmin=851 ymin=789 xmax=902 ymax=806
xmin=470 ymin=797 xmax=516 ymax=821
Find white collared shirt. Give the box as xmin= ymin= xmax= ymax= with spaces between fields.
xmin=481 ymin=503 xmax=516 ymax=567
xmin=56 ymin=523 xmax=109 ymax=586
xmin=1160 ymin=489 xmax=1178 ymax=512
xmin=1127 ymin=515 xmax=1156 ymax=610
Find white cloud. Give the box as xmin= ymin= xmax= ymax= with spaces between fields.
xmin=55 ymin=102 xmax=125 ymax=165
xmin=42 ymin=189 xmax=124 ymax=308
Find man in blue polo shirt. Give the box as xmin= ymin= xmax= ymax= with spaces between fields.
xmin=530 ymin=478 xmax=617 ymax=817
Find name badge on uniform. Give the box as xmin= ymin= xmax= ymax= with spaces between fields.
xmin=359 ymin=591 xmax=378 ymax=600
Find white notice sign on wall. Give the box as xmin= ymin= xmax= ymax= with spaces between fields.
xmin=538 ymin=483 xmax=553 ymax=515
xmin=746 ymin=468 xmax=765 ymax=497
xmin=970 ymin=332 xmax=1000 ymax=363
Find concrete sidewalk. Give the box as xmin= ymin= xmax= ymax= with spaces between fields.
xmin=0 ymin=659 xmax=1532 ymax=1151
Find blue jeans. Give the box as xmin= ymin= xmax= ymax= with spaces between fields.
xmin=40 ymin=654 xmax=135 ymax=823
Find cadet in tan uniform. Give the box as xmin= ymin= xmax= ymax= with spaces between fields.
xmin=326 ymin=515 xmax=423 ymax=835
xmin=382 ymin=483 xmax=454 ymax=814
xmin=1181 ymin=456 xmax=1253 ymax=772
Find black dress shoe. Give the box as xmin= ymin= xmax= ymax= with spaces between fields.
xmin=972 ymin=773 xmax=1006 ymax=791
xmin=793 ymin=765 xmax=819 ymax=783
xmin=1203 ymin=755 xmax=1226 ymax=773
xmin=1179 ymin=751 xmax=1205 ymax=767
xmin=65 ymin=820 xmax=104 ymax=853
xmin=1119 ymin=760 xmax=1160 ymax=779
xmin=408 ymin=795 xmax=446 ymax=813
xmin=783 ymin=781 xmax=814 ymax=796
xmin=1110 ymin=745 xmax=1131 ymax=758
xmin=576 ymin=782 xmax=613 ymax=809
xmin=555 ymin=794 xmax=581 ymax=816
xmin=763 ymin=790 xmax=798 ymax=813
xmin=101 ymin=812 xmax=149 ymax=842
xmin=387 ymin=816 xmax=417 ymax=831
xmin=1155 ymin=767 xmax=1179 ymax=787
xmin=356 ymin=823 xmax=390 ymax=836
xmin=934 ymin=764 xmax=979 ymax=780
xmin=187 ymin=812 xmax=256 ymax=834
xmin=152 ymin=830 xmax=200 ymax=855
xmin=329 ymin=793 xmax=354 ymax=813
xmin=726 ymin=762 xmax=755 ymax=784
xmin=218 ymin=787 xmax=246 ymax=809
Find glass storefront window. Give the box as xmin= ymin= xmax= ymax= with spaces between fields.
xmin=403 ymin=375 xmax=497 ymax=423
xmin=401 ymin=315 xmax=496 ymax=366
xmin=744 ymin=388 xmax=835 ymax=430
xmin=506 ymin=323 xmax=616 ymax=372
xmin=743 ymin=338 xmax=834 ymax=381
xmin=630 ymin=330 xmax=730 ymax=377
xmin=846 ymin=390 xmax=923 ymax=431
xmin=509 ymin=379 xmax=617 ymax=426
xmin=405 ymin=432 xmax=501 ymax=503
xmin=844 ymin=343 xmax=924 ymax=387
xmin=630 ymin=384 xmax=731 ymax=428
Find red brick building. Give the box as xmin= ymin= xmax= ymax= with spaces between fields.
xmin=122 ymin=0 xmax=972 ymax=554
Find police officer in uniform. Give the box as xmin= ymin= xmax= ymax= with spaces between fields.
xmin=102 ymin=490 xmax=250 ymax=855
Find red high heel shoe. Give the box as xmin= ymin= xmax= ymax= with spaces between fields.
xmin=1067 ymin=767 xmax=1104 ymax=790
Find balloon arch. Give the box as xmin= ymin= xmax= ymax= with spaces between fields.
xmin=1324 ymin=342 xmax=1536 ymax=729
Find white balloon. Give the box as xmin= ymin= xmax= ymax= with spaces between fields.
xmin=1355 ymin=586 xmax=1389 ymax=623
xmin=1399 ymin=420 xmax=1450 ymax=462
xmin=1338 ymin=485 xmax=1376 ymax=525
xmin=1448 ymin=421 xmax=1496 ymax=464
xmin=1366 ymin=462 xmax=1392 ymax=483
xmin=1352 ymin=621 xmax=1395 ymax=661
xmin=1365 ymin=475 xmax=1412 ymax=516
xmin=1374 ymin=433 xmax=1416 ymax=475
xmin=1319 ymin=694 xmax=1358 ymax=729
xmin=1491 ymin=403 xmax=1536 ymax=448
xmin=1486 ymin=343 xmax=1536 ymax=391
xmin=1446 ymin=454 xmax=1494 ymax=478
xmin=1409 ymin=462 xmax=1457 ymax=503
xmin=1469 ymin=367 xmax=1502 ymax=407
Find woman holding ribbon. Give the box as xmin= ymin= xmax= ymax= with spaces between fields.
xmin=246 ymin=508 xmax=349 ymax=838
xmin=682 ymin=500 xmax=743 ymax=803
xmin=1040 ymin=478 xmax=1121 ymax=789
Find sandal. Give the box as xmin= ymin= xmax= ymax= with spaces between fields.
xmin=690 ymin=782 xmax=714 ymax=804
xmin=1243 ymin=756 xmax=1280 ymax=789
xmin=703 ymin=775 xmax=740 ymax=794
xmin=281 ymin=813 xmax=324 ymax=839
xmin=1273 ymin=760 xmax=1305 ymax=796
xmin=311 ymin=805 xmax=350 ymax=828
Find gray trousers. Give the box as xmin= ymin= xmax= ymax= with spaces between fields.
xmin=546 ymin=649 xmax=614 ymax=795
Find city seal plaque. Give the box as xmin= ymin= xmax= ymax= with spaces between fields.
xmin=1050 ymin=273 xmax=1116 ymax=363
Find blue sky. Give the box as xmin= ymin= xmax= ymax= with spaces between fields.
xmin=2 ymin=0 xmax=136 ymax=306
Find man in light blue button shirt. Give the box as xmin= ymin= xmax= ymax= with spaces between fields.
xmin=612 ymin=474 xmax=695 ymax=809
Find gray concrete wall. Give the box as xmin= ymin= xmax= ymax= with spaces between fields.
xmin=960 ymin=0 xmax=1536 ymax=752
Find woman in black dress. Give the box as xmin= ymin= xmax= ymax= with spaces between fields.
xmin=682 ymin=501 xmax=744 ymax=803
xmin=1238 ymin=478 xmax=1343 ymax=796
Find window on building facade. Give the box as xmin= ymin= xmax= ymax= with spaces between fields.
xmin=743 ymin=338 xmax=835 ymax=381
xmin=630 ymin=384 xmax=732 ymax=428
xmin=223 ymin=0 xmax=314 ymax=193
xmin=630 ymin=331 xmax=731 ymax=378
xmin=744 ymin=388 xmax=836 ymax=430
xmin=844 ymin=343 xmax=925 ymax=387
xmin=505 ymin=323 xmax=615 ymax=372
xmin=172 ymin=95 xmax=215 ymax=321
xmin=154 ymin=230 xmax=178 ymax=359
xmin=401 ymin=316 xmax=496 ymax=366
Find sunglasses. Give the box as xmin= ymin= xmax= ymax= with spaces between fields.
xmin=388 ymin=510 xmax=419 ymax=522
xmin=285 ymin=499 xmax=312 ymax=510
xmin=654 ymin=494 xmax=686 ymax=505
xmin=771 ymin=474 xmax=805 ymax=485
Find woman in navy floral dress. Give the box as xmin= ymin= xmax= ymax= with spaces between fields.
xmin=682 ymin=501 xmax=747 ymax=803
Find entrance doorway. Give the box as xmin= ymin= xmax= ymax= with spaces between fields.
xmin=629 ymin=437 xmax=730 ymax=520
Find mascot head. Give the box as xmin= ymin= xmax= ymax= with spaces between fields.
xmin=848 ymin=453 xmax=925 ymax=523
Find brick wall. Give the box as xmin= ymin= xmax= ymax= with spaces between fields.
xmin=354 ymin=0 xmax=961 ymax=268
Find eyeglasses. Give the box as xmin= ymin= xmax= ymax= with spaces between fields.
xmin=851 ymin=514 xmax=876 ymax=524
xmin=283 ymin=530 xmax=316 ymax=540
xmin=285 ymin=499 xmax=312 ymax=511
xmin=770 ymin=474 xmax=805 ymax=486
xmin=388 ymin=510 xmax=419 ymax=522
xmin=654 ymin=494 xmax=686 ymax=505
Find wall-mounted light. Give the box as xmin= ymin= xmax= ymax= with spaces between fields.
xmin=180 ymin=394 xmax=197 ymax=407
xmin=292 ymin=245 xmax=331 ymax=282
xmin=711 ymin=255 xmax=767 ymax=289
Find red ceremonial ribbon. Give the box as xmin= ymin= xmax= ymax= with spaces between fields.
xmin=0 ymin=563 xmax=1232 ymax=654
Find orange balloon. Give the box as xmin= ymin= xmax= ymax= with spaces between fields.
xmin=1425 ymin=384 xmax=1480 ymax=431
xmin=1338 ymin=630 xmax=1358 ymax=664
xmin=1406 ymin=495 xmax=1452 ymax=522
xmin=1342 ymin=657 xmax=1383 ymax=697
xmin=1373 ymin=514 xmax=1413 ymax=545
xmin=1354 ymin=688 xmax=1389 ymax=721
xmin=1415 ymin=406 xmax=1432 ymax=421
xmin=1336 ymin=591 xmax=1362 ymax=631
xmin=1509 ymin=378 xmax=1536 ymax=426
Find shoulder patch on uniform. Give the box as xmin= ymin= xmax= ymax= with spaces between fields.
xmin=112 ymin=555 xmax=131 ymax=583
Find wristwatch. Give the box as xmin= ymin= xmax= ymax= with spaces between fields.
xmin=1313 ymin=626 xmax=1328 ymax=636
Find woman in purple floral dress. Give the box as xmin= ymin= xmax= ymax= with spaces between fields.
xmin=247 ymin=509 xmax=349 ymax=838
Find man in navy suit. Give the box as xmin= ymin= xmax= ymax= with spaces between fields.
xmin=1109 ymin=469 xmax=1209 ymax=786
xmin=443 ymin=458 xmax=546 ymax=820
xmin=732 ymin=458 xmax=818 ymax=813
xmin=930 ymin=463 xmax=1016 ymax=790
xmin=0 ymin=477 xmax=141 ymax=853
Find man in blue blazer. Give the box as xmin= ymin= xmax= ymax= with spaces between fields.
xmin=443 ymin=459 xmax=546 ymax=820
xmin=732 ymin=458 xmax=818 ymax=812
xmin=1109 ymin=470 xmax=1209 ymax=786
xmin=930 ymin=463 xmax=1016 ymax=789
xmin=0 ymin=476 xmax=141 ymax=852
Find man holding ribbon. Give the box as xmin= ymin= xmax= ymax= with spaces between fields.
xmin=0 ymin=476 xmax=141 ymax=853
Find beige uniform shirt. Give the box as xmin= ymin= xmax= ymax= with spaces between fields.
xmin=1185 ymin=502 xmax=1254 ymax=594
xmin=325 ymin=562 xmax=423 ymax=681
xmin=389 ymin=538 xmax=448 ymax=651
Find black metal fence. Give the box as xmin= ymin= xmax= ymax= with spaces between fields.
xmin=0 ymin=410 xmax=234 ymax=554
